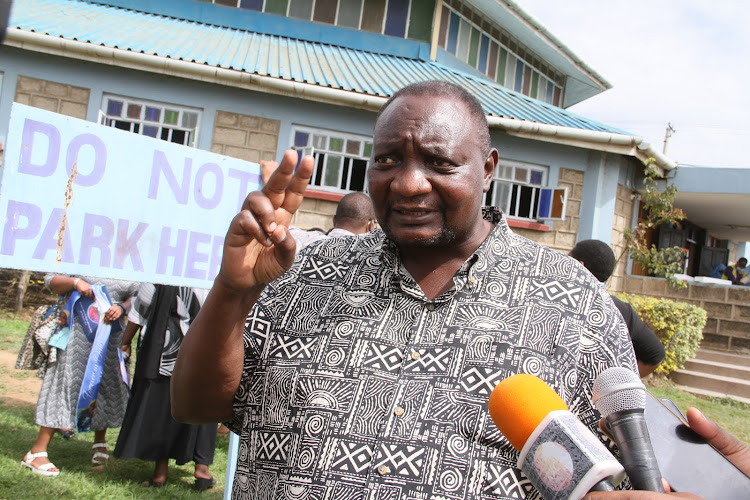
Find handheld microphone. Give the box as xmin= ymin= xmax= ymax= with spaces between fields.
xmin=592 ymin=367 xmax=664 ymax=492
xmin=489 ymin=374 xmax=625 ymax=500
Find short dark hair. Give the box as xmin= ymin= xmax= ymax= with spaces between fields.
xmin=335 ymin=192 xmax=374 ymax=227
xmin=376 ymin=80 xmax=491 ymax=156
xmin=568 ymin=239 xmax=616 ymax=282
xmin=738 ymin=257 xmax=748 ymax=267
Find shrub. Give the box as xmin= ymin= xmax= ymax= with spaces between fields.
xmin=616 ymin=293 xmax=707 ymax=375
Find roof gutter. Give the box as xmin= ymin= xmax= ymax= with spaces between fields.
xmin=4 ymin=29 xmax=675 ymax=171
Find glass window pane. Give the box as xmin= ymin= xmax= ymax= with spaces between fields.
xmin=143 ymin=125 xmax=159 ymax=138
xmin=407 ymin=0 xmax=435 ymax=42
xmin=264 ymin=0 xmax=288 ymax=15
xmin=514 ymin=168 xmax=528 ymax=182
xmin=361 ymin=0 xmax=386 ymax=33
xmin=338 ymin=0 xmax=362 ymax=28
xmin=346 ymin=139 xmax=360 ymax=155
xmin=289 ymin=0 xmax=313 ymax=20
xmin=324 ymin=156 xmax=342 ymax=187
xmin=530 ymin=170 xmax=543 ymax=185
xmin=215 ymin=0 xmax=237 ymax=6
xmin=313 ymin=134 xmax=326 ymax=150
xmin=145 ymin=106 xmax=161 ymax=122
xmin=457 ymin=19 xmax=471 ymax=61
xmin=468 ymin=27 xmax=480 ymax=67
xmin=127 ymin=103 xmax=142 ymax=119
xmin=239 ymin=0 xmax=263 ymax=10
xmin=503 ymin=166 xmax=513 ymax=179
xmin=106 ymin=99 xmax=123 ymax=117
xmin=294 ymin=131 xmax=310 ymax=147
xmin=384 ymin=0 xmax=408 ymax=38
xmin=363 ymin=142 xmax=373 ymax=157
xmin=313 ymin=0 xmax=336 ymax=24
xmin=164 ymin=109 xmax=179 ymax=125
xmin=182 ymin=112 xmax=198 ymax=128
xmin=447 ymin=12 xmax=459 ymax=54
xmin=329 ymin=137 xmax=344 ymax=152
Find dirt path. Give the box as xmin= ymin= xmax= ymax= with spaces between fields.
xmin=0 ymin=350 xmax=42 ymax=407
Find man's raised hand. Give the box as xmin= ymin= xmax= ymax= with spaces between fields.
xmin=219 ymin=150 xmax=314 ymax=292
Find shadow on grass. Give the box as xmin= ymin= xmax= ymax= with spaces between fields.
xmin=0 ymin=399 xmax=229 ymax=499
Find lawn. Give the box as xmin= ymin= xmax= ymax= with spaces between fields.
xmin=0 ymin=311 xmax=229 ymax=499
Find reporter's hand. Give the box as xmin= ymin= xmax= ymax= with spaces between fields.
xmin=103 ymin=304 xmax=123 ymax=324
xmin=76 ymin=279 xmax=93 ymax=298
xmin=218 ymin=150 xmax=314 ymax=292
xmin=685 ymin=407 xmax=750 ymax=476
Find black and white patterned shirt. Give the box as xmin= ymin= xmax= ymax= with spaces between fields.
xmin=228 ymin=211 xmax=636 ymax=500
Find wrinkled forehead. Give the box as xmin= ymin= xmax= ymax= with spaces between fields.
xmin=374 ymin=94 xmax=471 ymax=141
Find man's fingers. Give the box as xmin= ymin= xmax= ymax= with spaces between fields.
xmin=280 ymin=154 xmax=314 ymax=215
xmin=262 ymin=150 xmax=300 ymax=206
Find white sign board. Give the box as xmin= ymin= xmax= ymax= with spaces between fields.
xmin=0 ymin=103 xmax=261 ymax=289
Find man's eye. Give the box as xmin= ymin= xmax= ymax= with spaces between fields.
xmin=429 ymin=159 xmax=453 ymax=168
xmin=374 ymin=156 xmax=397 ymax=166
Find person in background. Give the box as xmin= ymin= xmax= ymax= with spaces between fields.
xmin=115 ymin=283 xmax=217 ymax=490
xmin=569 ymin=239 xmax=666 ymax=377
xmin=288 ymin=191 xmax=376 ymax=249
xmin=22 ymin=275 xmax=137 ymax=476
xmin=172 ymin=80 xmax=636 ymax=499
xmin=723 ymin=257 xmax=747 ymax=285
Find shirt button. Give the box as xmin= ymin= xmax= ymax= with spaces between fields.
xmin=394 ymin=406 xmax=405 ymax=416
xmin=410 ymin=351 xmax=420 ymax=361
xmin=426 ymin=302 xmax=435 ymax=311
xmin=378 ymin=465 xmax=390 ymax=475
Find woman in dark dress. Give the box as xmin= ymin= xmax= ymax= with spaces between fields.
xmin=114 ymin=283 xmax=216 ymax=490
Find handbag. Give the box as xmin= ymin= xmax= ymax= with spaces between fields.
xmin=15 ymin=300 xmax=63 ymax=377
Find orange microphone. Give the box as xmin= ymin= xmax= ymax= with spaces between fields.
xmin=489 ymin=374 xmax=625 ymax=500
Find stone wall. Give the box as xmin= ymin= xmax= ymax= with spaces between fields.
xmin=210 ymin=110 xmax=279 ymax=164
xmin=622 ymin=276 xmax=750 ymax=353
xmin=14 ymin=75 xmax=90 ymax=119
xmin=513 ymin=167 xmax=583 ymax=254
xmin=608 ymin=183 xmax=636 ymax=293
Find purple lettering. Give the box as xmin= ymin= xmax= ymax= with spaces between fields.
xmin=18 ymin=118 xmax=61 ymax=177
xmin=194 ymin=163 xmax=223 ymax=210
xmin=32 ymin=208 xmax=75 ymax=263
xmin=149 ymin=151 xmax=190 ymax=204
xmin=66 ymin=133 xmax=107 ymax=187
xmin=184 ymin=231 xmax=211 ymax=280
xmin=114 ymin=219 xmax=148 ymax=271
xmin=1 ymin=200 xmax=42 ymax=255
xmin=79 ymin=213 xmax=114 ymax=266
xmin=228 ymin=168 xmax=261 ymax=212
xmin=156 ymin=227 xmax=187 ymax=276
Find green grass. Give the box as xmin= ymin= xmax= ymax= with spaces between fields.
xmin=0 ymin=312 xmax=31 ymax=353
xmin=0 ymin=314 xmax=229 ymax=499
xmin=0 ymin=400 xmax=230 ymax=499
xmin=647 ymin=378 xmax=750 ymax=446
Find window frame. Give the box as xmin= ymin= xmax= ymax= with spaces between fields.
xmin=98 ymin=94 xmax=201 ymax=148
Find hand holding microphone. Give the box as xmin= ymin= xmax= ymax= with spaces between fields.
xmin=489 ymin=374 xmax=626 ymax=500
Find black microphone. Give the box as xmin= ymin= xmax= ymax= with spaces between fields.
xmin=592 ymin=367 xmax=664 ymax=492
xmin=489 ymin=374 xmax=625 ymax=499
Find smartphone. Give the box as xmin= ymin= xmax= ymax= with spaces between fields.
xmin=644 ymin=392 xmax=750 ymax=499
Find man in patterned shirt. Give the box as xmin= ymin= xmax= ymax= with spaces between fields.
xmin=173 ymin=81 xmax=637 ymax=499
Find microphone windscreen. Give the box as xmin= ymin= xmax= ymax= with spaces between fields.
xmin=488 ymin=374 xmax=568 ymax=451
xmin=592 ymin=367 xmax=646 ymax=417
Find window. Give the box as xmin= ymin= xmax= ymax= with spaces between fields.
xmin=291 ymin=126 xmax=372 ymax=193
xmin=208 ymin=0 xmax=435 ymax=43
xmin=438 ymin=1 xmax=564 ymax=106
xmin=99 ymin=95 xmax=200 ymax=147
xmin=485 ymin=160 xmax=566 ymax=221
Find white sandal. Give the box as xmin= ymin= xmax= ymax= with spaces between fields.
xmin=91 ymin=442 xmax=109 ymax=465
xmin=21 ymin=451 xmax=60 ymax=477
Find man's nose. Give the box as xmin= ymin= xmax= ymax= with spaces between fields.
xmin=391 ymin=163 xmax=431 ymax=196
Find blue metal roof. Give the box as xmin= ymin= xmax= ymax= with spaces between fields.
xmin=8 ymin=0 xmax=628 ymax=135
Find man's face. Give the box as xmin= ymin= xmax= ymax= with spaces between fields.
xmin=367 ymin=94 xmax=495 ymax=250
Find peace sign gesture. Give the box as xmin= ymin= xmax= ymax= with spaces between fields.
xmin=218 ymin=150 xmax=314 ymax=292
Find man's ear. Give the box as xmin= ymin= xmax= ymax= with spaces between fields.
xmin=483 ymin=148 xmax=499 ymax=193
